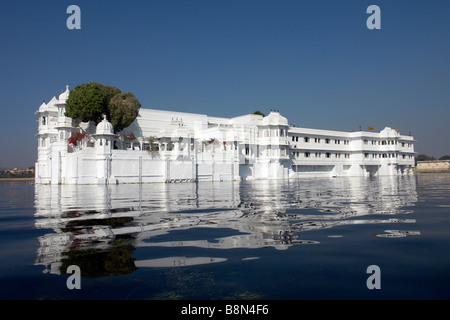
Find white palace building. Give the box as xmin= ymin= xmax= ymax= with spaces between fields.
xmin=35 ymin=86 xmax=415 ymax=184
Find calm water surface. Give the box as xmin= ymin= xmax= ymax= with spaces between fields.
xmin=0 ymin=174 xmax=449 ymax=300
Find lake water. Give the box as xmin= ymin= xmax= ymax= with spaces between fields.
xmin=1 ymin=174 xmax=449 ymax=300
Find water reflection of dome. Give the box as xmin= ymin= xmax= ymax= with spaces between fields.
xmin=34 ymin=175 xmax=418 ymax=274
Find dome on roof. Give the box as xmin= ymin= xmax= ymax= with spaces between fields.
xmin=262 ymin=111 xmax=288 ymax=126
xmin=160 ymin=119 xmax=192 ymax=138
xmin=96 ymin=115 xmax=114 ymax=135
xmin=58 ymin=85 xmax=70 ymax=101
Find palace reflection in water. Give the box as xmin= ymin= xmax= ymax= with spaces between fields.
xmin=34 ymin=176 xmax=418 ymax=276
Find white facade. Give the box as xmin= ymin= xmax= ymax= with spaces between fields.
xmin=35 ymin=86 xmax=415 ymax=184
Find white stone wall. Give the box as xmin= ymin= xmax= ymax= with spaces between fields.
xmin=35 ymin=87 xmax=416 ymax=185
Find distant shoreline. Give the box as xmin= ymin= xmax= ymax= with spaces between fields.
xmin=0 ymin=177 xmax=35 ymax=181
xmin=414 ymin=170 xmax=450 ymax=173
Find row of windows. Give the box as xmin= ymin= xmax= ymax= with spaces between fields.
xmin=292 ymin=152 xmax=351 ymax=159
xmin=364 ymin=153 xmax=414 ymax=159
xmin=290 ymin=135 xmax=413 ymax=148
xmin=291 ymin=136 xmax=350 ymax=145
xmin=363 ymin=139 xmax=412 ymax=147
xmin=291 ymin=151 xmax=414 ymax=159
xmin=259 ymin=129 xmax=287 ymax=137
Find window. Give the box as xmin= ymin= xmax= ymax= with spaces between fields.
xmin=364 ymin=153 xmax=369 ymax=158
xmin=315 ymin=138 xmax=320 ymax=143
xmin=364 ymin=139 xmax=368 ymax=145
xmin=41 ymin=117 xmax=46 ymax=126
xmin=304 ymin=152 xmax=310 ymax=158
xmin=325 ymin=138 xmax=330 ymax=144
xmin=326 ymin=152 xmax=331 ymax=158
xmin=304 ymin=137 xmax=310 ymax=143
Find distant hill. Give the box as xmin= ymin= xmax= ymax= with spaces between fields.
xmin=0 ymin=168 xmax=34 ymax=179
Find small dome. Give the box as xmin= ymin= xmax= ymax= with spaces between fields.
xmin=58 ymin=85 xmax=70 ymax=101
xmin=96 ymin=115 xmax=114 ymax=135
xmin=262 ymin=111 xmax=288 ymax=126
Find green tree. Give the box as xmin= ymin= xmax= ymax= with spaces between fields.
xmin=65 ymin=82 xmax=118 ymax=123
xmin=415 ymin=154 xmax=435 ymax=162
xmin=107 ymin=92 xmax=141 ymax=132
xmin=439 ymin=155 xmax=450 ymax=160
xmin=253 ymin=110 xmax=265 ymax=117
xmin=65 ymin=82 xmax=140 ymax=132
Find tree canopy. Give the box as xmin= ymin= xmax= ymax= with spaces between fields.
xmin=65 ymin=82 xmax=140 ymax=132
xmin=415 ymin=154 xmax=435 ymax=162
xmin=253 ymin=110 xmax=265 ymax=117
xmin=107 ymin=92 xmax=141 ymax=132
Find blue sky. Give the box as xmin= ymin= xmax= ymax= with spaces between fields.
xmin=0 ymin=0 xmax=449 ymax=168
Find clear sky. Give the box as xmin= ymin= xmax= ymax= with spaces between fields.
xmin=0 ymin=0 xmax=449 ymax=169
